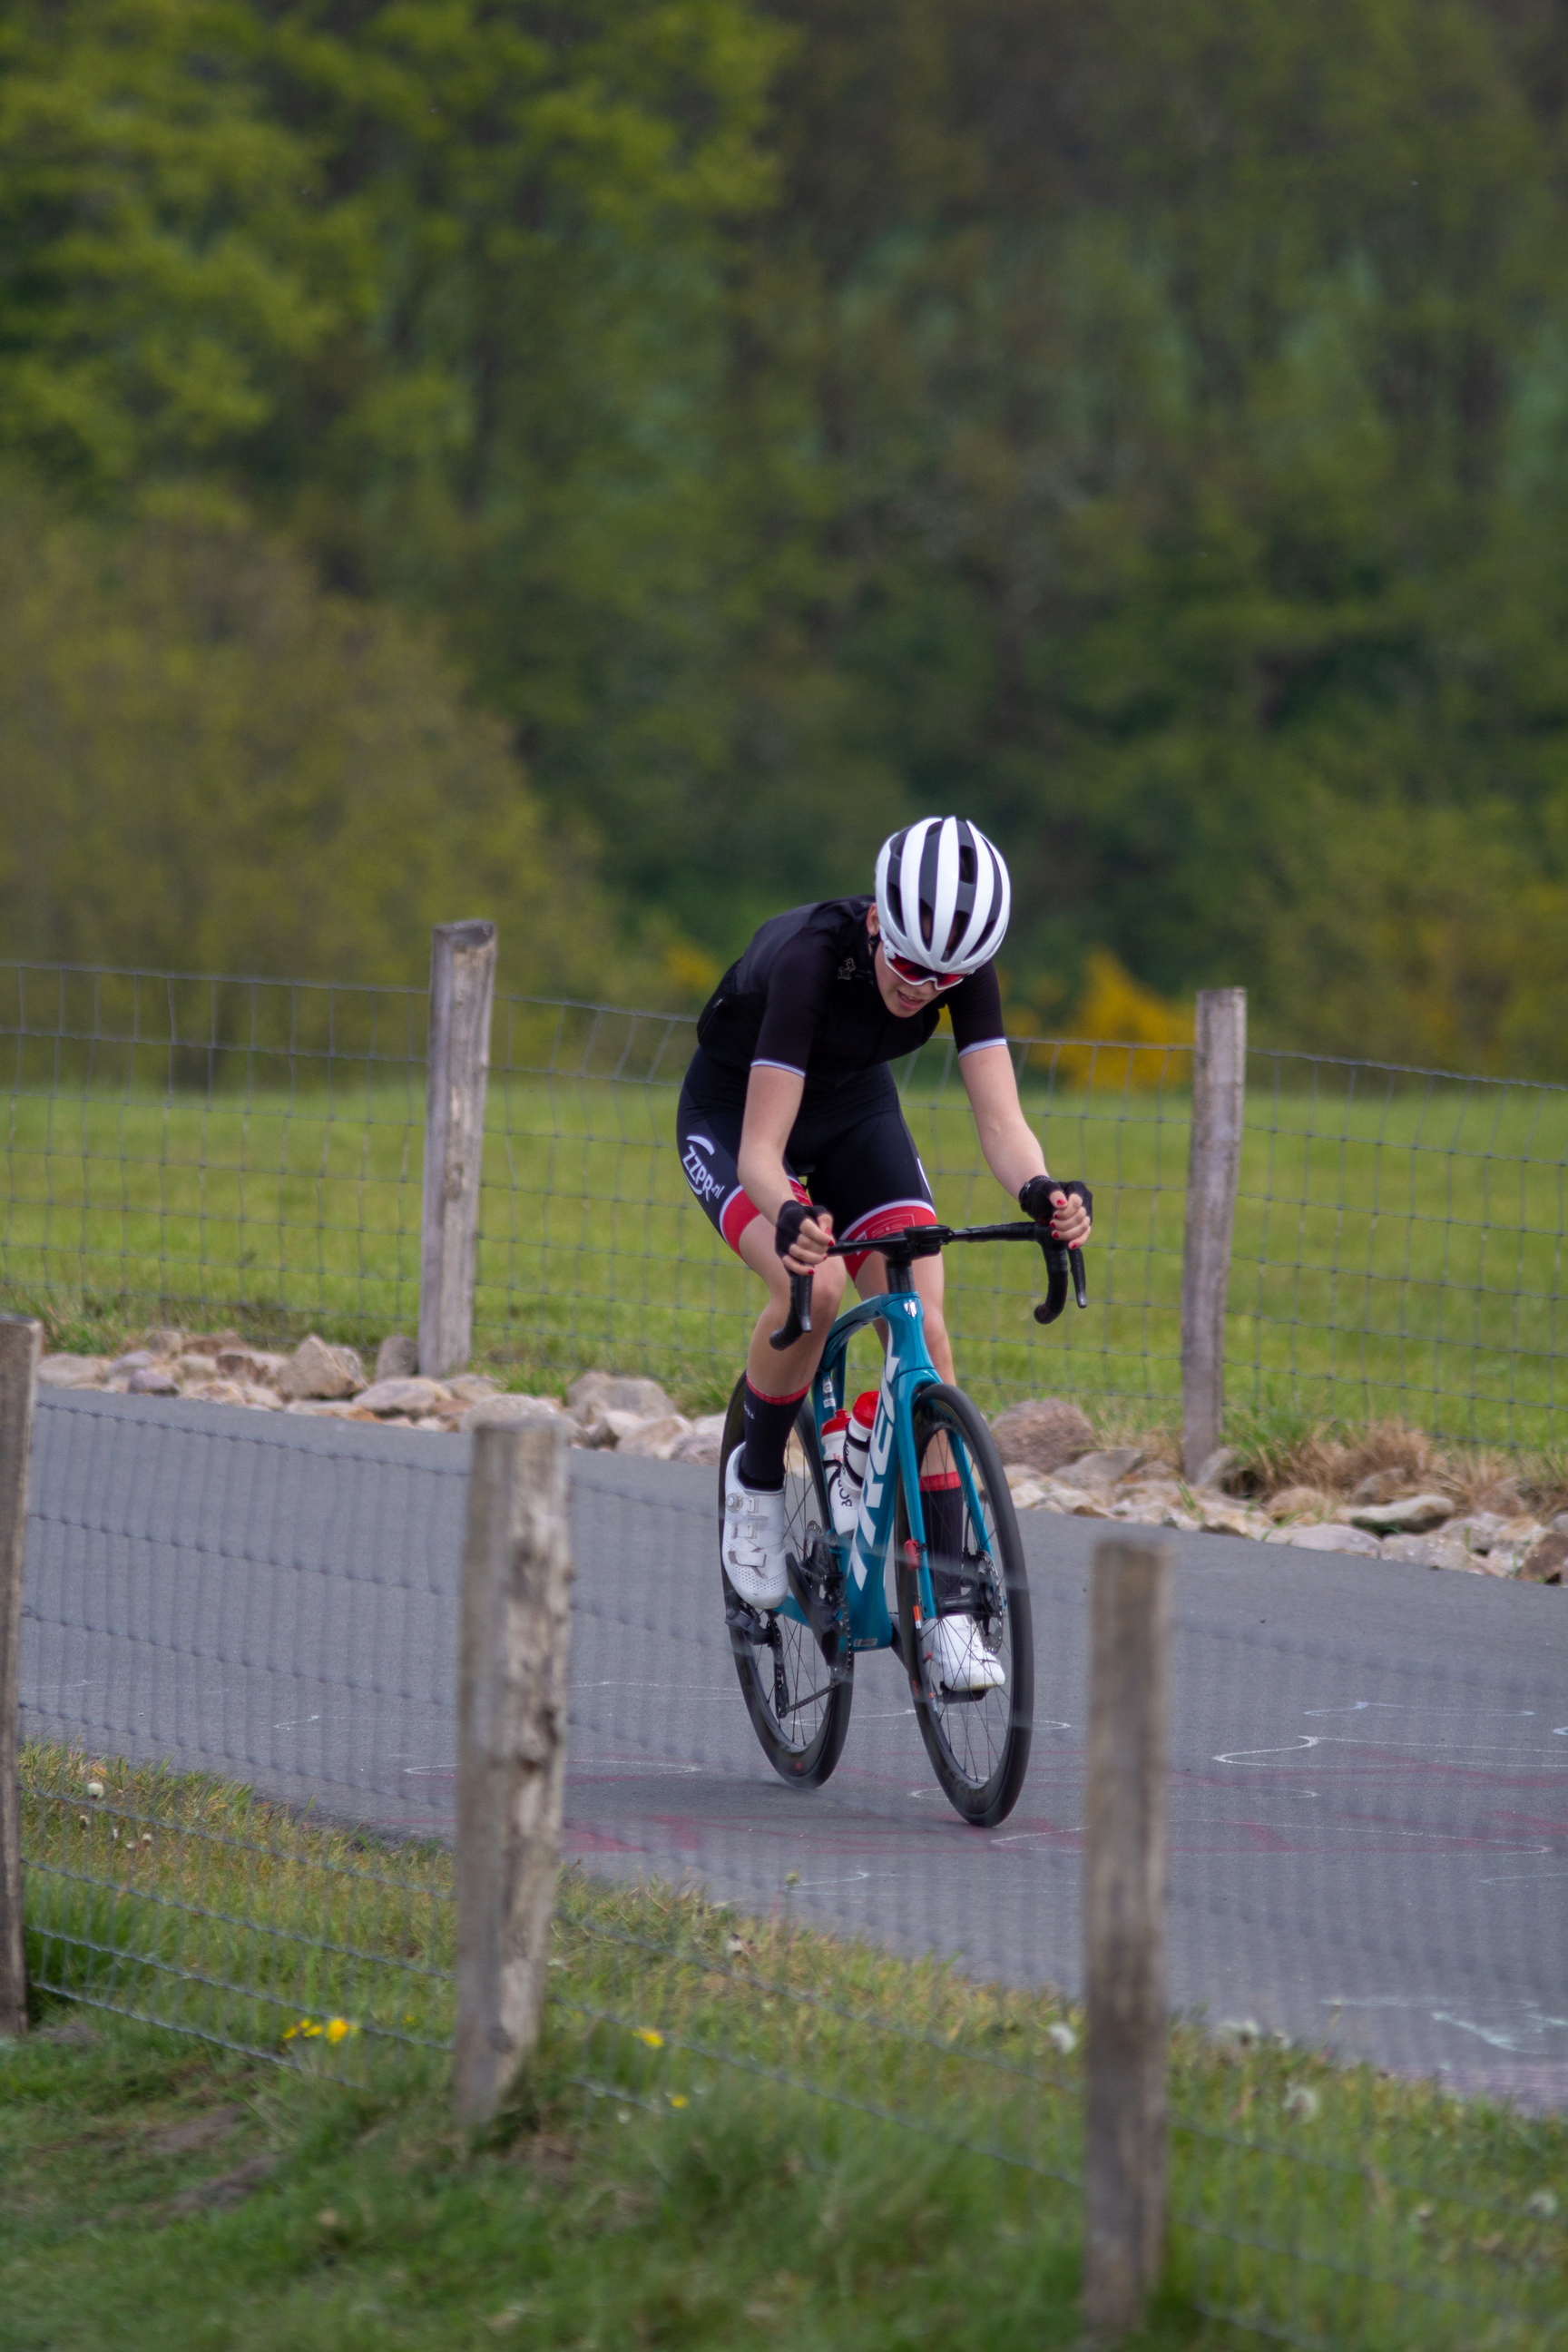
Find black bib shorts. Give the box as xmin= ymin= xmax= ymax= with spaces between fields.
xmin=677 ymin=1050 xmax=936 ymax=1277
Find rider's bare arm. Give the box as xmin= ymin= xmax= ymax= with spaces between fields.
xmin=737 ymin=1063 xmax=836 ymax=1268
xmin=958 ymin=1044 xmax=1093 ymax=1249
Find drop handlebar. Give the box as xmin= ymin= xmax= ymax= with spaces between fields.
xmin=768 ymin=1219 xmax=1087 ymax=1352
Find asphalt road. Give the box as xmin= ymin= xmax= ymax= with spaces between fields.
xmin=22 ymin=1388 xmax=1568 ymax=2104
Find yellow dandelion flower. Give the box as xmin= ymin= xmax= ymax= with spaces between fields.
xmin=632 ymin=2027 xmax=664 ymax=2048
xmin=669 ymin=2093 xmax=688 ymax=2109
xmin=324 ymin=2017 xmax=358 ymax=2044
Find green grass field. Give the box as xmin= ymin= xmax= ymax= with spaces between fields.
xmin=4 ymin=1047 xmax=1565 ymax=1444
xmin=12 ymin=1747 xmax=1566 ymax=2350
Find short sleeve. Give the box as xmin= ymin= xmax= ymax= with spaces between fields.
xmin=947 ymin=963 xmax=1006 ymax=1058
xmin=750 ymin=926 xmax=838 ymax=1076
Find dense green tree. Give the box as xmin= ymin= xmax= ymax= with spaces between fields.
xmin=712 ymin=0 xmax=1568 ymax=1066
xmin=4 ymin=0 xmax=1568 ymax=1070
xmin=0 ymin=485 xmax=642 ymax=997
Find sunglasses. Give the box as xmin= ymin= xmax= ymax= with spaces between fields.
xmin=885 ymin=948 xmax=965 ymax=992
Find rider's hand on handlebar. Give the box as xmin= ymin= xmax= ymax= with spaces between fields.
xmin=1019 ymin=1174 xmax=1093 ymax=1250
xmin=774 ymin=1197 xmax=835 ymax=1271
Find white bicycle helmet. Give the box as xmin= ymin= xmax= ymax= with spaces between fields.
xmin=874 ymin=816 xmax=1011 ymax=977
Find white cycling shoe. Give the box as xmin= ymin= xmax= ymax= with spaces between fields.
xmin=929 ymin=1614 xmax=1005 ymax=1694
xmin=722 ymin=1448 xmax=789 ymax=1611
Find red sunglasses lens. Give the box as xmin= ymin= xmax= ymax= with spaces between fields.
xmin=889 ymin=952 xmax=959 ymax=989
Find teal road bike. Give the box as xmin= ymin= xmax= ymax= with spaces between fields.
xmin=718 ymin=1220 xmax=1087 ymax=1828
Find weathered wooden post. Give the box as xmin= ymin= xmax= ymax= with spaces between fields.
xmin=419 ymin=919 xmax=497 ymax=1381
xmin=1181 ymin=986 xmax=1246 ymax=1481
xmin=1083 ymin=1533 xmax=1173 ymax=2341
xmin=0 ymin=1315 xmax=42 ymax=2040
xmin=455 ymin=1416 xmax=573 ymax=2125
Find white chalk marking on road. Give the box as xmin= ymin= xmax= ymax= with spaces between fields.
xmin=793 ymin=1868 xmax=906 ymax=1889
xmin=1218 ymin=1731 xmax=1568 ymax=1765
xmin=1323 ymin=1994 xmax=1568 ymax=2054
xmin=273 ymin=1714 xmax=321 ymax=1729
xmin=989 ymin=1826 xmax=1083 ymax=1845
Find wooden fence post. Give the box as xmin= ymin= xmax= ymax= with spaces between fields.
xmin=1181 ymin=986 xmax=1246 ymax=1482
xmin=420 ymin=919 xmax=497 ymax=1381
xmin=0 ymin=1315 xmax=43 ymax=2040
xmin=1083 ymin=1533 xmax=1173 ymax=2341
xmin=455 ymin=1416 xmax=573 ymax=2126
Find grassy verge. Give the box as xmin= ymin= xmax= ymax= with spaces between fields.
xmin=10 ymin=1751 xmax=1566 ymax=2348
xmin=4 ymin=1063 xmax=1566 ymax=1440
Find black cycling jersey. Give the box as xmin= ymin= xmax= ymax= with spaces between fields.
xmin=694 ymin=896 xmax=1006 ymax=1101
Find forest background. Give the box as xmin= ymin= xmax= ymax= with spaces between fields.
xmin=4 ymin=0 xmax=1568 ymax=1074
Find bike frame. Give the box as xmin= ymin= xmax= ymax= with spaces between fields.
xmin=778 ymin=1277 xmax=993 ymax=1653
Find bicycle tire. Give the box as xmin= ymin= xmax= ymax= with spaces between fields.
xmin=719 ymin=1375 xmax=854 ymax=1788
xmin=894 ymin=1382 xmax=1033 ymax=1827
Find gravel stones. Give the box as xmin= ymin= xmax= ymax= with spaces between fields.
xmin=274 ymin=1335 xmax=367 ymax=1401
xmin=985 ymin=1396 xmax=1094 ymax=1474
xmin=1382 ymin=1534 xmax=1477 ymax=1572
xmin=37 ymin=1354 xmax=110 ymax=1387
xmin=351 ymin=1376 xmax=448 ymax=1417
xmin=616 ymin=1413 xmax=695 ymax=1460
xmin=1263 ymin=1523 xmax=1383 ymax=1555
xmin=567 ymin=1370 xmax=679 ymax=1424
xmin=1521 ymin=1531 xmax=1568 ymax=1584
xmin=1268 ymin=1485 xmax=1335 ymax=1522
xmin=670 ymin=1414 xmax=726 ymax=1465
xmin=1349 ymin=1467 xmax=1419 ymax=1505
xmin=1347 ymin=1493 xmax=1453 ymax=1534
xmin=1055 ymin=1446 xmax=1143 ymax=1492
xmin=459 ymin=1393 xmax=570 ymax=1432
xmin=125 ymin=1366 xmax=180 ymax=1396
xmin=215 ymin=1348 xmax=285 ymax=1384
xmin=375 ymin=1333 xmax=420 ymax=1382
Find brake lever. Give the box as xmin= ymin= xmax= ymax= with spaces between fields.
xmin=769 ymin=1269 xmax=816 ymax=1351
xmin=1033 ymin=1234 xmax=1089 ymax=1325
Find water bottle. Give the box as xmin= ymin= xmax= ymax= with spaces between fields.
xmin=822 ymin=1390 xmax=878 ymax=1535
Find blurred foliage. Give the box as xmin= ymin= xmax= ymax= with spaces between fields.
xmin=0 ymin=485 xmax=650 ymax=997
xmin=3 ymin=0 xmax=1568 ymax=1068
xmin=1049 ymin=952 xmax=1193 ymax=1092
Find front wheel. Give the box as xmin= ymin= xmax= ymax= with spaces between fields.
xmin=895 ymin=1383 xmax=1034 ymax=1827
xmin=719 ymin=1377 xmax=854 ymax=1788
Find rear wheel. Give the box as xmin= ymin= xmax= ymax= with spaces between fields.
xmin=719 ymin=1376 xmax=854 ymax=1788
xmin=895 ymin=1382 xmax=1033 ymax=1827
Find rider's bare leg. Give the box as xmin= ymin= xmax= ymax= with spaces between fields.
xmin=851 ymin=1248 xmax=956 ymax=1382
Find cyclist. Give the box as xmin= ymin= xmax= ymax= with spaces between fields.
xmin=678 ymin=815 xmax=1092 ymax=1692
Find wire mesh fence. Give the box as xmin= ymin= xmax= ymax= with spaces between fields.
xmin=18 ymin=1387 xmax=461 ymax=2073
xmin=3 ymin=958 xmax=1567 ymax=1449
xmin=15 ymin=1391 xmax=1566 ymax=2344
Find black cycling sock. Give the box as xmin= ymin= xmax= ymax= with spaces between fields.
xmin=921 ymin=1472 xmax=967 ymax=1612
xmin=740 ymin=1379 xmax=806 ymax=1493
